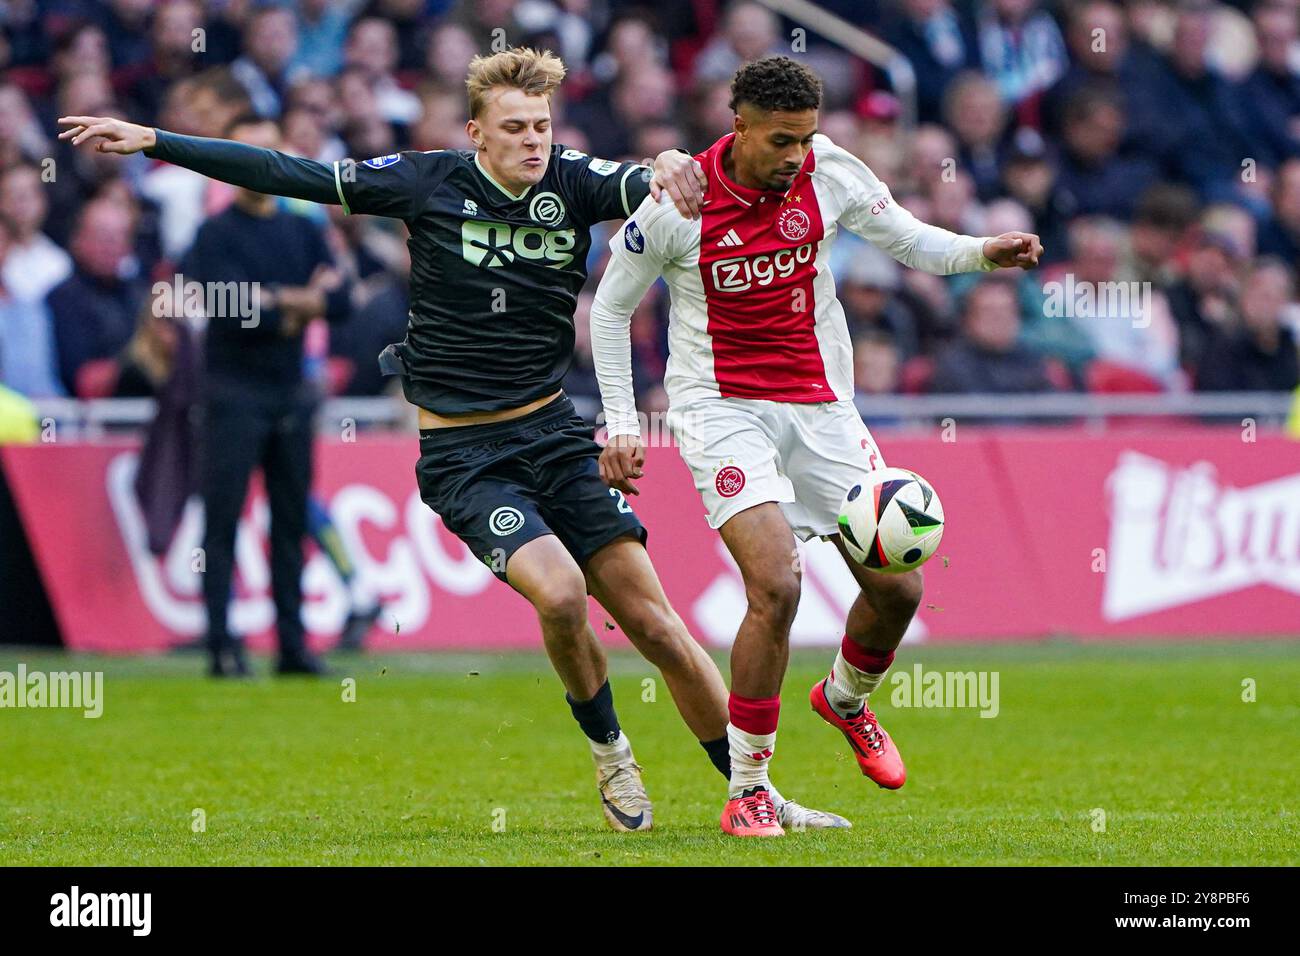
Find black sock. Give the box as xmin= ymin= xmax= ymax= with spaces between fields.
xmin=566 ymin=680 xmax=621 ymax=744
xmin=701 ymin=735 xmax=731 ymax=778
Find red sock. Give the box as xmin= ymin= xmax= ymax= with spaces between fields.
xmin=841 ymin=636 xmax=894 ymax=674
xmin=728 ymin=692 xmax=780 ymax=735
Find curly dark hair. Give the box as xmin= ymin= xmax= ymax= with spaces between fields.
xmin=728 ymin=56 xmax=823 ymax=114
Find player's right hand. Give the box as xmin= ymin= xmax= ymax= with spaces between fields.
xmin=599 ymin=434 xmax=646 ymax=496
xmin=58 ymin=116 xmax=157 ymax=155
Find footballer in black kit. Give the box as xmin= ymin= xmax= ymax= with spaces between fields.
xmin=97 ymin=122 xmax=663 ymax=581
xmin=337 ymin=143 xmax=656 ymax=576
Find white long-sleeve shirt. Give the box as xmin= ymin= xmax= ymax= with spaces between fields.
xmin=590 ymin=132 xmax=996 ymax=437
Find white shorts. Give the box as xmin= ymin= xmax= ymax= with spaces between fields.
xmin=667 ymin=397 xmax=885 ymax=541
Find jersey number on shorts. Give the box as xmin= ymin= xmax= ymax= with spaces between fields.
xmin=608 ymin=488 xmax=632 ymax=513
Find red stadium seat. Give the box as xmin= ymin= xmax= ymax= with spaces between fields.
xmin=899 ymin=355 xmax=934 ymax=394
xmin=1084 ymin=360 xmax=1165 ymax=394
xmin=74 ymin=359 xmax=122 ymax=399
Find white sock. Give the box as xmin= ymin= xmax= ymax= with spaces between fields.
xmin=727 ymin=722 xmax=775 ymax=797
xmin=824 ymin=649 xmax=889 ymax=718
xmin=589 ymin=731 xmax=633 ymax=767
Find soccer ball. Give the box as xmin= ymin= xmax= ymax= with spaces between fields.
xmin=837 ymin=467 xmax=945 ymax=574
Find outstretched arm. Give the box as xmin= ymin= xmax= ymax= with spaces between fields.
xmin=58 ymin=116 xmax=340 ymax=205
xmin=819 ymin=135 xmax=1042 ymax=273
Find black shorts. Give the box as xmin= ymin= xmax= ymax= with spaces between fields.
xmin=415 ymin=394 xmax=647 ymax=582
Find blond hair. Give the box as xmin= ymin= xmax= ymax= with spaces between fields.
xmin=465 ymin=47 xmax=566 ymax=119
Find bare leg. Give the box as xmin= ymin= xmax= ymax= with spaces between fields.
xmin=717 ymin=503 xmax=802 ymax=699
xmin=584 ymin=535 xmax=728 ymax=742
xmin=506 ymin=534 xmax=606 ymax=700
xmin=829 ymin=536 xmax=923 ymax=654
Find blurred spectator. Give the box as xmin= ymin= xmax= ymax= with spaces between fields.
xmin=328 ymin=222 xmax=411 ymax=397
xmin=929 ymin=276 xmax=1060 ymax=394
xmin=118 ymin=0 xmax=206 ymax=124
xmin=47 ymin=198 xmax=147 ymax=395
xmin=1238 ymin=0 xmax=1300 ymax=169
xmin=0 ymin=164 xmax=72 ymax=303
xmin=0 ymin=82 xmax=49 ymax=169
xmin=1052 ymin=86 xmax=1159 ymax=220
xmin=1258 ymin=158 xmax=1300 ymax=262
xmin=141 ymin=69 xmax=252 ymax=263
xmin=48 ymin=20 xmax=112 ymax=104
xmin=409 ymin=83 xmax=468 ymax=151
xmin=1166 ymin=227 xmax=1245 ymax=375
xmin=1197 ymin=257 xmax=1300 ymax=391
xmin=1043 ymin=0 xmax=1166 ymax=156
xmin=344 ymin=16 xmax=421 ymax=126
xmin=692 ymin=1 xmax=785 ymax=84
xmin=453 ymin=0 xmax=531 ymax=59
xmin=974 ymin=0 xmax=1068 ymax=110
xmin=1062 ymin=216 xmax=1181 ymax=388
xmin=1153 ymin=0 xmax=1254 ymax=198
xmin=885 ymin=0 xmax=977 ymax=124
xmin=292 ymin=0 xmax=360 ymax=78
xmin=0 ymin=216 xmax=65 ymax=398
xmin=943 ymin=71 xmax=1009 ymax=201
xmin=1129 ymin=183 xmax=1200 ymax=286
xmin=73 ymin=300 xmax=185 ymax=400
xmin=97 ymin=0 xmax=154 ymax=73
xmin=854 ymin=330 xmax=904 ymax=426
xmin=572 ymin=62 xmax=677 ymax=159
xmin=1000 ymin=126 xmax=1069 ymax=258
xmin=835 ymin=239 xmax=922 ymax=361
xmin=590 ymin=12 xmax=668 ymax=85
xmin=957 ymin=197 xmax=1094 ymax=377
xmin=854 ymin=329 xmax=902 ymax=398
xmin=230 ymin=5 xmax=305 ymax=118
xmin=424 ymin=21 xmax=479 ymax=90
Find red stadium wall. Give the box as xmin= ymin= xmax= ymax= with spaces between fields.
xmin=3 ymin=427 xmax=1299 ymax=653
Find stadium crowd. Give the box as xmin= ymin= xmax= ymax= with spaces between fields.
xmin=0 ymin=0 xmax=1298 ymax=421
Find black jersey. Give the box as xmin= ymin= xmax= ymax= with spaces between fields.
xmin=334 ymin=146 xmax=652 ymax=413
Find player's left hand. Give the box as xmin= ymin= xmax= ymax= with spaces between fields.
xmin=982 ymin=232 xmax=1043 ymax=270
xmin=599 ymin=433 xmax=646 ymax=496
xmin=649 ymin=150 xmax=707 ymax=220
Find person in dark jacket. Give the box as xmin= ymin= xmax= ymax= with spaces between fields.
xmin=46 ymin=198 xmax=148 ymax=395
xmin=930 ymin=276 xmax=1058 ymax=396
xmin=180 ymin=115 xmax=352 ymax=677
xmin=1197 ymin=258 xmax=1300 ymax=393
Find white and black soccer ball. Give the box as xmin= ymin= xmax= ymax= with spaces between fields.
xmin=837 ymin=467 xmax=945 ymax=574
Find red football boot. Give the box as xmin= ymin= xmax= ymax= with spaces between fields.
xmin=810 ymin=678 xmax=907 ymax=789
xmin=720 ymin=786 xmax=786 ymax=837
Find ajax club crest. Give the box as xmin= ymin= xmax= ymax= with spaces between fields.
xmin=777 ymin=206 xmax=811 ymax=242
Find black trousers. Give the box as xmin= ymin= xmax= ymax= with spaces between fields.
xmin=200 ymin=387 xmax=313 ymax=660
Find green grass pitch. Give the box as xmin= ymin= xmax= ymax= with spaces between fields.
xmin=1 ymin=642 xmax=1296 ymax=866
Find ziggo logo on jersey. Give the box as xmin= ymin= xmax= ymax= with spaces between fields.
xmin=709 ymin=242 xmax=815 ymax=292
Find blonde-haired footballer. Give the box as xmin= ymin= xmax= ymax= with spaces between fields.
xmin=60 ymin=48 xmax=847 ymax=833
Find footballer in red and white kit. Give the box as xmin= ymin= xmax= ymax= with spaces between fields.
xmin=592 ymin=57 xmax=1041 ymax=836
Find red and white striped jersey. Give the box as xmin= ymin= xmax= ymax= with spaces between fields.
xmin=591 ymin=133 xmax=997 ymax=437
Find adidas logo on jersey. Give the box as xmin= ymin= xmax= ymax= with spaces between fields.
xmin=715 ymin=228 xmax=743 ymax=248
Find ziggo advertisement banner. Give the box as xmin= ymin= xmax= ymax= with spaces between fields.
xmin=2 ymin=428 xmax=1298 ymax=653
